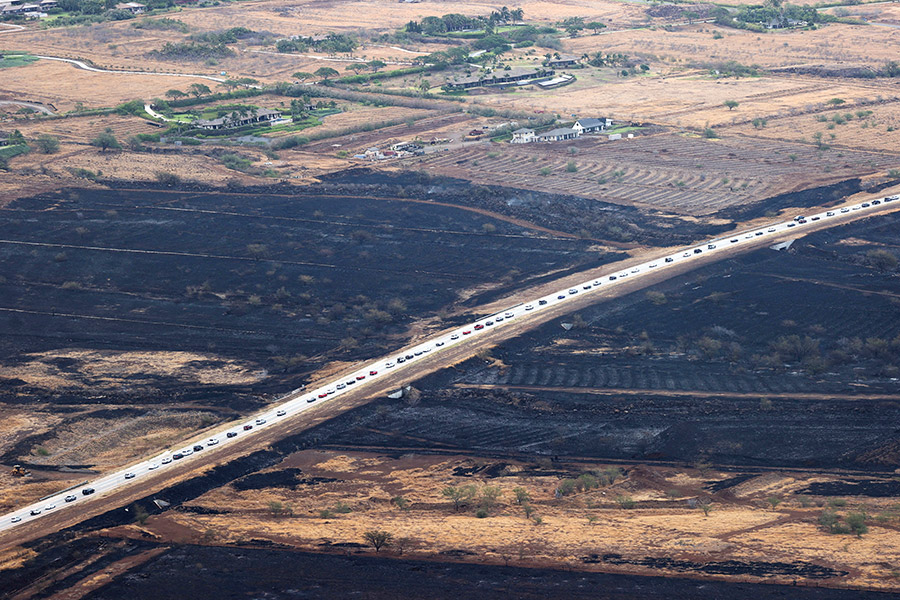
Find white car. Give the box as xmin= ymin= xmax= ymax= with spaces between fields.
xmin=337 ymin=382 xmax=346 ymax=389
xmin=385 ymin=361 xmax=395 ymax=368
xmin=504 ymin=312 xmax=514 ymax=319
xmin=451 ymin=334 xmax=459 ymax=340
xmin=11 ymin=516 xmax=21 ymax=523
xmin=161 ymin=456 xmax=172 ymax=465
xmin=124 ymin=472 xmax=135 ymax=479
xmin=148 ymin=463 xmax=159 ymax=470
xmin=276 ymin=409 xmax=286 ymax=417
xmin=255 ymin=418 xmax=267 ymax=425
xmin=525 ymin=304 xmax=534 ymax=311
xmin=593 ymin=280 xmax=602 ymax=286
xmin=44 ymin=504 xmax=56 ymax=511
xmin=182 ymin=448 xmax=194 ymax=456
xmin=207 ymin=437 xmax=219 ymax=445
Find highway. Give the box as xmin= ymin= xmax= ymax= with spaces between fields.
xmin=1 ymin=193 xmax=897 ymax=532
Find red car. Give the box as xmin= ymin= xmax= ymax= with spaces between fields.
xmin=474 ymin=324 xmax=484 ymax=330
xmin=369 ymin=370 xmax=378 ymax=376
xmin=462 ymin=330 xmax=472 ymax=335
xmin=243 ymin=425 xmax=253 ymax=431
xmin=356 ymin=375 xmax=366 ymax=380
xmin=318 ymin=392 xmax=327 ymax=398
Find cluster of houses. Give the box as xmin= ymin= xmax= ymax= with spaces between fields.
xmin=1 ymin=0 xmax=55 ymax=18
xmin=0 ymin=0 xmax=143 ymax=17
xmin=193 ymin=108 xmax=285 ymax=131
xmin=511 ymin=118 xmax=613 ymax=144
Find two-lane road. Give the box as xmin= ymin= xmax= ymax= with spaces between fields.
xmin=2 ymin=192 xmax=899 ymax=536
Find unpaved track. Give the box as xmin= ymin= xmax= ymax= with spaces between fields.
xmin=2 ymin=189 xmax=899 ymax=549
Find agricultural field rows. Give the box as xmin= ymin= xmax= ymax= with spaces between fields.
xmin=417 ymin=133 xmax=892 ymax=215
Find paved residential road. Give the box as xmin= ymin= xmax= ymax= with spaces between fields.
xmin=2 ymin=190 xmax=899 ymax=546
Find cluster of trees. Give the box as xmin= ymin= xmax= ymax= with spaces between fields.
xmin=556 ymin=468 xmax=624 ymax=497
xmin=131 ymin=17 xmax=188 ymax=32
xmin=709 ymin=0 xmax=836 ymax=32
xmin=275 ymin=33 xmax=357 ymax=54
xmin=405 ymin=7 xmax=524 ymax=36
xmin=189 ymin=26 xmax=255 ymax=45
xmin=164 ymin=83 xmax=213 ymax=100
xmin=150 ymin=27 xmax=256 ymax=60
xmin=556 ymin=16 xmax=605 ymax=36
xmin=150 ymin=41 xmax=235 ymax=60
xmin=819 ymin=509 xmax=868 ymax=537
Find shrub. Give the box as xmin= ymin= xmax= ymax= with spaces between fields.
xmin=36 ymin=134 xmax=59 ymax=154
xmin=615 ymin=495 xmax=636 ymax=509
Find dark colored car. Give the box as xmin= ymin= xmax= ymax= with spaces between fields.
xmin=82 ymin=488 xmax=95 ymax=495
xmin=227 ymin=432 xmax=238 ymax=438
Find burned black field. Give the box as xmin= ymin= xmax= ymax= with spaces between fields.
xmin=321 ymin=211 xmax=900 ymax=470
xmin=76 ymin=544 xmax=897 ymax=600
xmin=0 ymin=183 xmax=622 ymax=409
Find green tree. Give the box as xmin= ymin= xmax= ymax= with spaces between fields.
xmin=513 ymin=487 xmax=531 ymax=505
xmin=845 ymin=512 xmax=868 ymax=537
xmin=188 ymin=82 xmax=211 ymax=98
xmin=367 ymin=59 xmax=386 ymax=72
xmin=363 ymin=529 xmax=393 ymax=552
xmin=586 ymin=21 xmax=606 ymax=33
xmin=724 ymin=100 xmax=739 ymax=110
xmin=36 ymin=134 xmax=59 ymax=154
xmin=314 ymin=66 xmax=339 ymax=80
xmin=292 ymin=71 xmax=313 ymax=81
xmin=442 ymin=485 xmax=477 ymax=511
xmin=479 ymin=486 xmax=502 ymax=513
xmin=165 ymin=89 xmax=187 ymax=100
xmin=91 ymin=128 xmax=121 ymax=152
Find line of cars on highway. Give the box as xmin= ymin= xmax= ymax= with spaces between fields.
xmin=2 ymin=194 xmax=896 ymax=531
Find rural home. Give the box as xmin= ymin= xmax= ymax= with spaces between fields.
xmin=511 ymin=128 xmax=535 ymax=144
xmin=445 ymin=67 xmax=551 ymax=90
xmin=114 ymin=2 xmax=145 ymax=13
xmin=538 ymin=127 xmax=579 ymax=142
xmin=546 ymin=54 xmax=581 ymax=68
xmin=194 ymin=108 xmax=282 ymax=131
xmin=573 ymin=118 xmax=612 ymax=134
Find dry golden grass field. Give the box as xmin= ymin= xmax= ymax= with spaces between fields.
xmin=120 ymin=450 xmax=900 ymax=591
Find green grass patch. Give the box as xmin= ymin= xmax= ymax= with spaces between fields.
xmin=606 ymin=125 xmax=644 ymax=135
xmin=0 ymin=53 xmax=38 ymax=69
xmin=0 ymin=144 xmax=30 ymax=160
